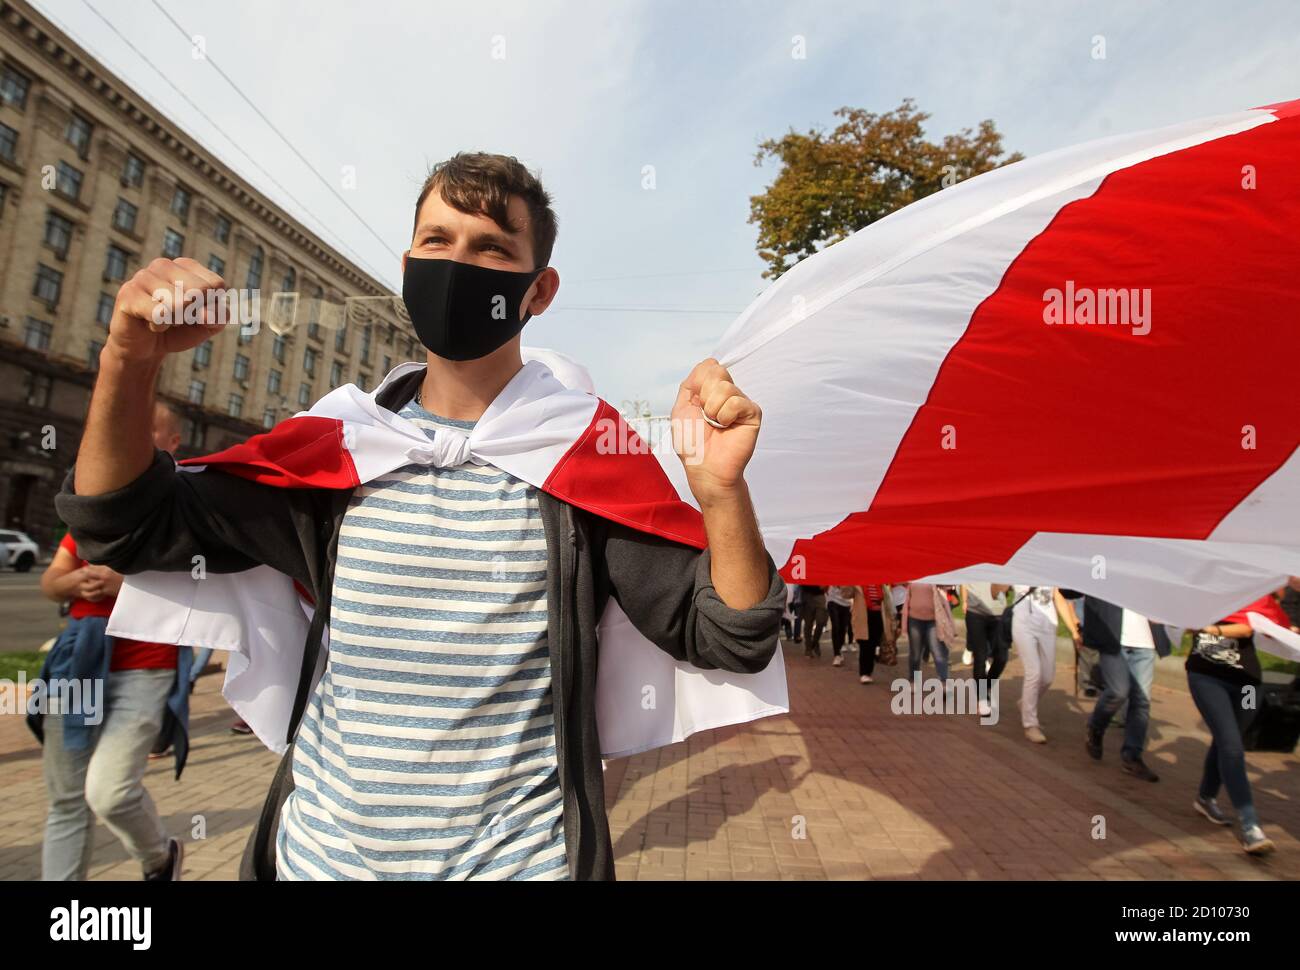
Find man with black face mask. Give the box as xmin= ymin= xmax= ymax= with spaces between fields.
xmin=58 ymin=152 xmax=785 ymax=881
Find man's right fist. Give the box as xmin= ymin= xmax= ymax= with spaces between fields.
xmin=105 ymin=256 xmax=231 ymax=365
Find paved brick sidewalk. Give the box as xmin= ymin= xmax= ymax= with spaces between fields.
xmin=1 ymin=637 xmax=1296 ymax=880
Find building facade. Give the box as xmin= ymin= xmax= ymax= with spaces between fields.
xmin=0 ymin=0 xmax=411 ymax=553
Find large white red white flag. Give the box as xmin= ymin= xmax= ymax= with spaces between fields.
xmin=668 ymin=98 xmax=1300 ymax=628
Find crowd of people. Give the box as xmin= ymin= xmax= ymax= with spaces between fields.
xmin=786 ymin=579 xmax=1300 ymax=857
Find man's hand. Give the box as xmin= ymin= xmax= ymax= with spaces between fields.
xmin=104 ymin=256 xmax=229 ymax=366
xmin=83 ymin=565 xmax=123 ymax=600
xmin=671 ymin=358 xmax=762 ymax=507
xmin=668 ymin=358 xmax=771 ymax=611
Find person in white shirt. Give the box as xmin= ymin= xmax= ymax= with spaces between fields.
xmin=826 ymin=585 xmax=855 ymax=667
xmin=1082 ymin=597 xmax=1171 ymax=781
xmin=1011 ymin=586 xmax=1081 ymax=744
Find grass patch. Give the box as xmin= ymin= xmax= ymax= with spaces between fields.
xmin=0 ymin=651 xmax=46 ymax=681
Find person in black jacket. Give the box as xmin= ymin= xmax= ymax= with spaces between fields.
xmin=1082 ymin=597 xmax=1170 ymax=781
xmin=56 ymin=153 xmax=784 ymax=881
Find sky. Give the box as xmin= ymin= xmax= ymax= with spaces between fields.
xmin=34 ymin=0 xmax=1300 ymax=411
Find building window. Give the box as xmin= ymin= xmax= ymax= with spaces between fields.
xmin=227 ymin=393 xmax=243 ymax=418
xmin=33 ymin=264 xmax=63 ymax=306
xmin=0 ymin=66 xmax=30 ymax=110
xmin=281 ymin=267 xmax=296 ymax=292
xmin=184 ymin=418 xmax=204 ymax=448
xmin=238 ymin=328 xmax=253 ymax=346
xmin=112 ymin=198 xmax=138 ymax=233
xmin=272 ymin=332 xmax=286 ymax=363
xmin=357 ymin=373 xmax=369 ymax=393
xmin=307 ymin=286 xmax=324 ymax=338
xmin=246 ymin=246 xmax=264 ymax=289
xmin=334 ymin=326 xmax=347 ymax=353
xmin=303 ymin=346 xmax=317 ymax=377
xmin=298 ymin=382 xmax=311 ymax=406
xmin=188 ymin=379 xmax=205 ymax=404
xmin=163 ymin=228 xmax=184 ymax=259
xmin=267 ymin=368 xmax=282 ymax=394
xmin=193 ymin=341 xmax=211 ymax=368
xmin=213 ymin=214 xmax=231 ymax=243
xmin=360 ymin=325 xmax=372 ymax=364
xmin=329 ymin=360 xmax=343 ymax=388
xmin=104 ymin=245 xmax=130 ymax=281
xmin=233 ymin=353 xmax=250 ymax=381
xmin=66 ymin=114 xmax=93 ymax=158
xmin=122 ymin=153 xmax=145 ymax=188
xmin=0 ymin=122 xmax=17 ymax=163
xmin=24 ymin=317 xmax=53 ymax=352
xmin=207 ymin=254 xmax=225 ymax=276
xmin=55 ymin=161 xmax=83 ymax=201
xmin=96 ymin=292 xmax=114 ymax=328
xmin=262 ymin=407 xmax=277 ymax=429
xmin=44 ymin=210 xmax=73 ymax=257
xmin=87 ymin=340 xmax=103 ymax=369
xmin=382 ymin=354 xmax=391 ymax=374
xmin=171 ymin=186 xmax=191 ymax=221
xmin=23 ymin=371 xmax=53 ymax=407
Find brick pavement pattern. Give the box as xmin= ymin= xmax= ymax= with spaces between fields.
xmin=1 ymin=638 xmax=1296 ymax=880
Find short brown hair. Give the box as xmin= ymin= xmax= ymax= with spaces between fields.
xmin=413 ymin=152 xmax=558 ymax=268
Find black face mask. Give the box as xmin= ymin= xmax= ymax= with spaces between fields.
xmin=402 ymin=256 xmax=544 ymax=361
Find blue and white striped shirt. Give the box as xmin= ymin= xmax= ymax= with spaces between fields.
xmin=277 ymin=399 xmax=568 ymax=880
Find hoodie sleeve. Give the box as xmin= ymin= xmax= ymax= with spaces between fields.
xmin=55 ymin=449 xmax=319 ymax=586
xmin=601 ymin=521 xmax=785 ymax=673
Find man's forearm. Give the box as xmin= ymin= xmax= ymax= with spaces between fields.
xmin=74 ymin=347 xmax=162 ymax=496
xmin=700 ymin=483 xmax=770 ymax=611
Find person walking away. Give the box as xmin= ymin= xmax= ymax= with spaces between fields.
xmin=1011 ymin=585 xmax=1081 ymax=744
xmin=1186 ymin=588 xmax=1298 ymax=855
xmin=1082 ymin=598 xmax=1171 ymax=781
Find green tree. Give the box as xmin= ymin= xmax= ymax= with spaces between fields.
xmin=749 ymin=99 xmax=1022 ymax=279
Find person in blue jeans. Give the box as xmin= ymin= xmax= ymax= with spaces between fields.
xmin=1083 ymin=598 xmax=1170 ymax=781
xmin=1185 ymin=590 xmax=1295 ymax=855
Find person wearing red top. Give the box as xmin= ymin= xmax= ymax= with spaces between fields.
xmin=1186 ymin=588 xmax=1297 ymax=856
xmin=53 ymin=533 xmax=177 ymax=671
xmin=34 ymin=402 xmax=187 ymax=881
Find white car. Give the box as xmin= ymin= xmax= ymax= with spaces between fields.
xmin=0 ymin=529 xmax=39 ymax=572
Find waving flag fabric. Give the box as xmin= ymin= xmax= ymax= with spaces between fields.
xmin=681 ymin=98 xmax=1300 ymax=628
xmin=107 ymin=353 xmax=788 ymax=755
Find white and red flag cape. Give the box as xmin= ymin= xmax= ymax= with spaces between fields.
xmin=658 ymin=97 xmax=1298 ymax=642
xmin=107 ymin=350 xmax=789 ymax=755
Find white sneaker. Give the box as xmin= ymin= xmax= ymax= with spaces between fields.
xmin=859 ymin=675 xmax=873 ymax=684
xmin=832 ymin=655 xmax=843 ymax=667
xmin=977 ymin=699 xmax=992 ymax=717
xmin=962 ymin=650 xmax=973 ymax=666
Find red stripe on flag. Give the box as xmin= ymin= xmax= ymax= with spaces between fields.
xmin=544 ymin=400 xmax=707 ymax=549
xmin=786 ymin=108 xmax=1300 ymax=583
xmin=180 ymin=415 xmax=360 ymax=489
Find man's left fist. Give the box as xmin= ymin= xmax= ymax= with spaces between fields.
xmin=671 ymin=357 xmax=762 ymax=503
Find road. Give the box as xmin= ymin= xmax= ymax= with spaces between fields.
xmin=0 ymin=571 xmax=61 ymax=654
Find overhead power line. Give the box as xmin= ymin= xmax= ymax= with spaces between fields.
xmin=149 ymin=0 xmax=402 ymax=264
xmin=66 ymin=0 xmax=397 ymax=288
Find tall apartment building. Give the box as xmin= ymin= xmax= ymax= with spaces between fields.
xmin=0 ymin=0 xmax=411 ymax=552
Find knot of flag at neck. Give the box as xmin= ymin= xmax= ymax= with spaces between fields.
xmin=406 ymin=427 xmax=484 ymax=469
